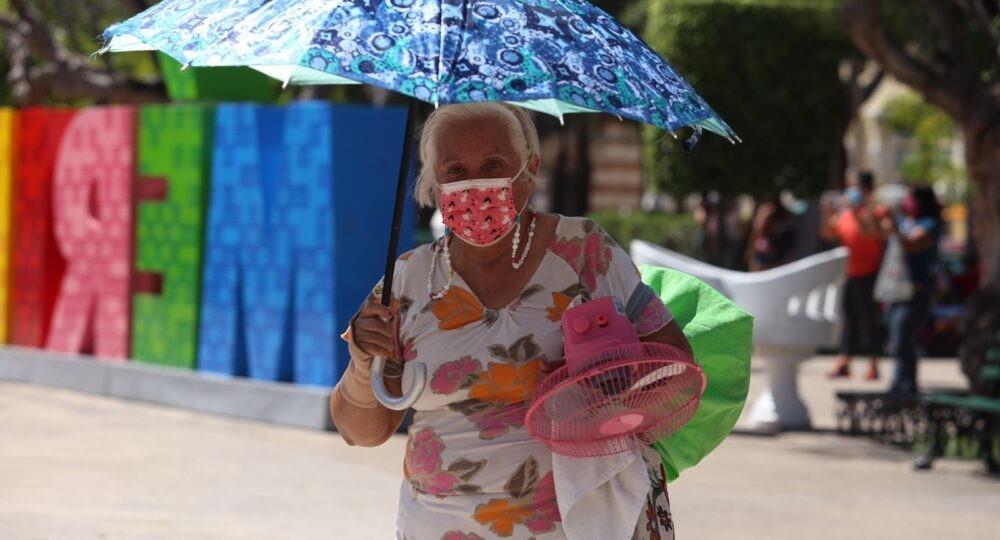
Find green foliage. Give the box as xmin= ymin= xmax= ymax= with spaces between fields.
xmin=591 ymin=0 xmax=650 ymax=29
xmin=643 ymin=0 xmax=854 ymax=198
xmin=882 ymin=93 xmax=966 ymax=188
xmin=588 ymin=209 xmax=702 ymax=257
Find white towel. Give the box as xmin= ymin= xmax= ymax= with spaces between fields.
xmin=553 ymin=449 xmax=649 ymax=540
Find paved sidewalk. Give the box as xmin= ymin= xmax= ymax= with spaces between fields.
xmin=1 ymin=357 xmax=997 ymax=539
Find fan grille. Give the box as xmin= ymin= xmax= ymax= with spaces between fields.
xmin=526 ymin=343 xmax=705 ymax=457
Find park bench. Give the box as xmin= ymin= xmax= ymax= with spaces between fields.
xmin=631 ymin=240 xmax=848 ymax=432
xmin=914 ymin=343 xmax=1000 ymax=475
xmin=835 ymin=388 xmax=965 ymax=446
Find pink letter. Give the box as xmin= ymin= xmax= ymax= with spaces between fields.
xmin=45 ymin=107 xmax=135 ymax=359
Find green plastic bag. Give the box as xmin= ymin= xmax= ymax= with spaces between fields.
xmin=640 ymin=265 xmax=753 ymax=481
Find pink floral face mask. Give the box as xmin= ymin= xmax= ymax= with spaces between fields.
xmin=438 ymin=163 xmax=527 ymax=246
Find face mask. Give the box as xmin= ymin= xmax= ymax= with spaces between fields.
xmin=438 ymin=162 xmax=527 ymax=247
xmin=845 ymin=187 xmax=864 ymax=207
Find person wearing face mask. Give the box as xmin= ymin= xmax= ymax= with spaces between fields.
xmin=879 ymin=185 xmax=942 ymax=394
xmin=821 ymin=171 xmax=887 ymax=380
xmin=329 ymin=103 xmax=693 ymax=539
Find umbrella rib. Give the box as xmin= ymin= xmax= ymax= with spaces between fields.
xmin=442 ymin=0 xmax=473 ymax=105
xmin=434 ymin=0 xmax=444 ymax=107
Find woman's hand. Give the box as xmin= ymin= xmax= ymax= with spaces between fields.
xmin=350 ymin=297 xmax=396 ymax=362
xmin=331 ymin=296 xmax=406 ymax=447
xmin=879 ymin=208 xmax=898 ymax=236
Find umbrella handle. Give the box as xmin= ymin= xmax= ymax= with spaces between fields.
xmin=370 ymin=356 xmax=426 ymax=410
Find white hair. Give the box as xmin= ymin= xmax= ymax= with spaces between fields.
xmin=415 ymin=103 xmax=541 ymax=208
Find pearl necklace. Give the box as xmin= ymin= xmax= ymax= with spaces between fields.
xmin=427 ymin=210 xmax=537 ymax=300
xmin=511 ymin=211 xmax=536 ymax=270
xmin=428 ymin=234 xmax=455 ymax=301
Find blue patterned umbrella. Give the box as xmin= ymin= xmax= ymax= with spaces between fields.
xmin=102 ymin=0 xmax=738 ymax=409
xmin=102 ymin=0 xmax=735 ymax=140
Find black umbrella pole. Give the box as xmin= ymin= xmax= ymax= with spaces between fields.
xmin=380 ymin=98 xmax=419 ymax=307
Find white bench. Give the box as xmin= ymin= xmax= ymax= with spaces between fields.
xmin=631 ymin=240 xmax=849 ymax=432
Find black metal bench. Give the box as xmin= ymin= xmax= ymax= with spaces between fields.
xmin=914 ymin=361 xmax=1000 ymax=474
xmin=836 ymin=293 xmax=1000 ymax=475
xmin=835 ymin=389 xmax=963 ymax=446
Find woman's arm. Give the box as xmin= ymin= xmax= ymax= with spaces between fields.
xmin=884 ymin=214 xmax=935 ymax=254
xmin=897 ymin=225 xmax=934 ymax=253
xmin=819 ymin=207 xmax=840 ymax=244
xmin=330 ymin=374 xmax=406 ymax=447
xmin=640 ymin=319 xmax=693 ymax=359
xmin=329 ymin=299 xmax=408 ymax=447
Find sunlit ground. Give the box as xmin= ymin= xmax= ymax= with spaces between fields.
xmin=0 ymin=357 xmax=996 ymax=540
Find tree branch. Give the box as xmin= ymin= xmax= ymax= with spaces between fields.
xmin=1 ymin=1 xmax=166 ymax=105
xmin=131 ymin=0 xmax=155 ymax=12
xmin=862 ymin=68 xmax=885 ymax=101
xmin=840 ymin=0 xmax=967 ymax=119
xmin=9 ymin=0 xmax=59 ymax=61
xmin=955 ymin=0 xmax=1000 ymax=63
xmin=842 ymin=57 xmax=883 ymax=113
xmin=924 ymin=0 xmax=974 ymax=74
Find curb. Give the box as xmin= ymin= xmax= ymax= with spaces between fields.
xmin=0 ymin=346 xmax=335 ymax=431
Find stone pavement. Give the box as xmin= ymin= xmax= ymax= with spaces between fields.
xmin=0 ymin=356 xmax=997 ymax=540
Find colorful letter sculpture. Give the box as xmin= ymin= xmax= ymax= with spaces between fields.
xmin=45 ymin=107 xmax=135 ymax=359
xmin=199 ymin=104 xmax=287 ymax=381
xmin=0 ymin=109 xmax=15 ymax=342
xmin=10 ymin=108 xmax=75 ymax=347
xmin=4 ymin=102 xmax=416 ymax=389
xmin=131 ymin=105 xmax=214 ymax=368
xmin=199 ymin=102 xmax=411 ymax=387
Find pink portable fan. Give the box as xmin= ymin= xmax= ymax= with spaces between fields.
xmin=526 ymin=296 xmax=706 ymax=457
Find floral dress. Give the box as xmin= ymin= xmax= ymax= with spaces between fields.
xmin=375 ymin=216 xmax=675 ymax=540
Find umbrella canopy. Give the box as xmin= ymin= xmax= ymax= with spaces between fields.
xmin=102 ymin=0 xmax=736 ymax=141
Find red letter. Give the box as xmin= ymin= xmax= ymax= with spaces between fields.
xmin=9 ymin=108 xmax=75 ymax=347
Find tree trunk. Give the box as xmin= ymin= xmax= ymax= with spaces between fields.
xmin=549 ymin=129 xmax=572 ymax=214
xmin=829 ymin=121 xmax=850 ymax=190
xmin=965 ymin=123 xmax=1000 ymax=290
xmin=548 ymin=119 xmax=592 ymax=216
xmin=960 ymin=122 xmax=1000 ymax=388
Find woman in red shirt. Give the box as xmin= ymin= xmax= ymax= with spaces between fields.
xmin=821 ymin=172 xmax=886 ymax=380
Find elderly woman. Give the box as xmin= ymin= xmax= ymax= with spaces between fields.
xmin=331 ymin=103 xmax=692 ymax=539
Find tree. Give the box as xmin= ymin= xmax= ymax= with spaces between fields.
xmin=882 ymin=93 xmax=967 ymax=194
xmin=840 ymin=0 xmax=1000 ymax=360
xmin=0 ymin=0 xmax=165 ymax=105
xmin=643 ymin=0 xmax=856 ymax=200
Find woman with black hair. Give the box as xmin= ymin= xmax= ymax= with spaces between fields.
xmin=746 ymin=195 xmax=797 ymax=272
xmin=881 ymin=185 xmax=942 ymax=394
